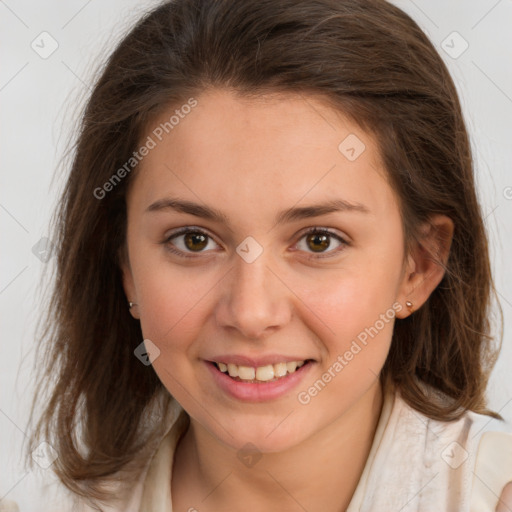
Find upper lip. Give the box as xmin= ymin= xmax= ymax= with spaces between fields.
xmin=206 ymin=355 xmax=313 ymax=367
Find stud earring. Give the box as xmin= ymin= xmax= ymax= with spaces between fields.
xmin=129 ymin=302 xmax=137 ymax=309
xmin=405 ymin=300 xmax=414 ymax=313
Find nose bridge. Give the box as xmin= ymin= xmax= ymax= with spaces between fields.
xmin=215 ymin=247 xmax=291 ymax=339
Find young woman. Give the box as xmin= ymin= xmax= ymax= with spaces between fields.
xmin=23 ymin=0 xmax=512 ymax=511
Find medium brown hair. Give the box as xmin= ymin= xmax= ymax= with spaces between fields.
xmin=25 ymin=0 xmax=502 ymax=506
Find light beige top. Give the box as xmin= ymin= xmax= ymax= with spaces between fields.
xmin=132 ymin=388 xmax=512 ymax=511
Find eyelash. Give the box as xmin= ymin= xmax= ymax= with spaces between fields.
xmin=161 ymin=226 xmax=349 ymax=260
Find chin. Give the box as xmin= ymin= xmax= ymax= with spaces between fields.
xmin=203 ymin=414 xmax=316 ymax=454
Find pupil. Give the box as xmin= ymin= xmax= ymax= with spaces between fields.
xmin=308 ymin=233 xmax=329 ymax=252
xmin=185 ymin=233 xmax=208 ymax=251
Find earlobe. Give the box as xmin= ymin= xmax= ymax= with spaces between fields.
xmin=396 ymin=215 xmax=454 ymax=318
xmin=119 ymin=247 xmax=140 ymax=320
xmin=128 ymin=301 xmax=140 ymax=318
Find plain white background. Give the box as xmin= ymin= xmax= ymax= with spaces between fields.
xmin=1 ymin=0 xmax=511 ymax=509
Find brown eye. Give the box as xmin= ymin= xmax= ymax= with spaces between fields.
xmin=306 ymin=232 xmax=331 ymax=252
xmin=163 ymin=228 xmax=220 ymax=257
xmin=184 ymin=232 xmax=208 ymax=251
xmin=295 ymin=228 xmax=348 ymax=257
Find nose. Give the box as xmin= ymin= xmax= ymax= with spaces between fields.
xmin=214 ymin=249 xmax=292 ymax=340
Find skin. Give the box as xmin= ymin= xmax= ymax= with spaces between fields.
xmin=121 ymin=88 xmax=453 ymax=511
xmin=497 ymin=483 xmax=512 ymax=512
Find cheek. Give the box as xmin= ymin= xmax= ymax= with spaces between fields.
xmin=137 ymin=272 xmax=208 ymax=343
xmin=134 ymin=264 xmax=212 ymax=399
xmin=292 ymin=262 xmax=403 ymax=409
xmin=132 ymin=249 xmax=222 ymax=364
xmin=298 ymin=261 xmax=401 ymax=347
xmin=294 ymin=274 xmax=398 ymax=414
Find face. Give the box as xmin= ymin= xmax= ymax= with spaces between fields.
xmin=121 ymin=88 xmax=412 ymax=453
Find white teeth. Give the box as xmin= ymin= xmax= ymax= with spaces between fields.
xmin=255 ymin=365 xmax=274 ymax=381
xmin=227 ymin=363 xmax=239 ymax=377
xmin=274 ymin=362 xmax=287 ymax=377
xmin=286 ymin=361 xmax=297 ymax=373
xmin=216 ymin=360 xmax=308 ymax=382
xmin=238 ymin=366 xmax=255 ymax=380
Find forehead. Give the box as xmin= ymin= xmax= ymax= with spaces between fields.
xmin=128 ymin=89 xmax=398 ymax=222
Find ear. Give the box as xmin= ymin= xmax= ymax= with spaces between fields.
xmin=395 ymin=214 xmax=454 ymax=319
xmin=118 ymin=244 xmax=140 ymax=320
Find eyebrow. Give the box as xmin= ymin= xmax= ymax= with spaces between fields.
xmin=145 ymin=197 xmax=370 ymax=226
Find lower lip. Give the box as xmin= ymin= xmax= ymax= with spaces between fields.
xmin=205 ymin=360 xmax=314 ymax=402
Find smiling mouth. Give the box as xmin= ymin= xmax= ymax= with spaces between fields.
xmin=211 ymin=360 xmax=314 ymax=383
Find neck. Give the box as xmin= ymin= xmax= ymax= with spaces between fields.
xmin=172 ymin=380 xmax=384 ymax=512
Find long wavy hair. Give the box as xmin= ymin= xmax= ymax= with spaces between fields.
xmin=25 ymin=0 xmax=502 ymax=507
